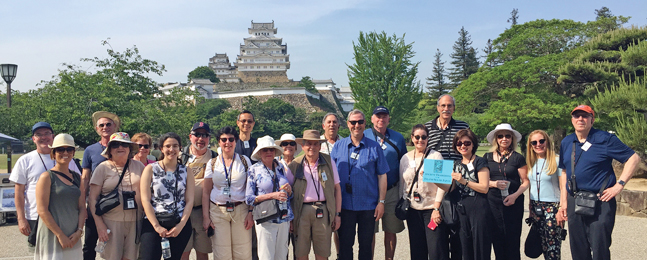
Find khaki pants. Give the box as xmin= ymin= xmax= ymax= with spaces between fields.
xmin=294 ymin=204 xmax=332 ymax=258
xmin=209 ymin=202 xmax=252 ymax=260
xmin=101 ymin=219 xmax=138 ymax=260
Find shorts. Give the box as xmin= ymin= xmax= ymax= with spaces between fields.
xmin=184 ymin=207 xmax=213 ymax=253
xmin=374 ymin=185 xmax=405 ymax=233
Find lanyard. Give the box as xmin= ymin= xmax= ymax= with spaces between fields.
xmin=38 ymin=153 xmax=52 ymax=170
xmin=263 ymin=164 xmax=279 ymax=191
xmin=304 ymin=157 xmax=321 ymax=201
xmin=534 ymin=158 xmax=546 ymax=201
xmin=347 ymin=147 xmax=358 ymax=183
xmin=495 ymin=150 xmax=510 ymax=179
xmin=221 ymin=155 xmax=235 ymax=198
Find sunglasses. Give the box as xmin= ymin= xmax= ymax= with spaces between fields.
xmin=497 ymin=134 xmax=512 ymax=139
xmin=281 ymin=141 xmax=297 ymax=147
xmin=220 ymin=137 xmax=235 ymax=143
xmin=109 ymin=142 xmax=131 ymax=149
xmin=349 ymin=120 xmax=365 ymax=125
xmin=413 ymin=135 xmax=428 ymax=140
xmin=192 ymin=133 xmax=210 ymax=138
xmin=54 ymin=147 xmax=75 ymax=153
xmin=456 ymin=141 xmax=472 ymax=147
xmin=572 ymin=114 xmax=592 ymax=119
xmin=98 ymin=123 xmax=113 ymax=128
xmin=260 ymin=148 xmax=275 ymax=153
xmin=530 ymin=139 xmax=546 ymax=146
xmin=239 ymin=119 xmax=254 ymax=124
xmin=138 ymin=144 xmax=150 ymax=149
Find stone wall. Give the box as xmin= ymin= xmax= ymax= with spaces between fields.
xmin=315 ymin=90 xmax=345 ymax=119
xmin=214 ymin=81 xmax=299 ymax=92
xmin=224 ymin=94 xmax=325 ymax=113
xmin=617 ymin=189 xmax=647 ymax=218
xmin=238 ymin=71 xmax=289 ymax=83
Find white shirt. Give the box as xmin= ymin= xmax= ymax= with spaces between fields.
xmin=320 ymin=134 xmax=343 ymax=155
xmin=9 ymin=150 xmax=81 ymax=220
xmin=204 ymin=154 xmax=251 ymax=204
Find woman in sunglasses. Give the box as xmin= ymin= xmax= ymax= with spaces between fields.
xmin=35 ymin=134 xmax=85 ymax=259
xmin=132 ymin=133 xmax=155 ymax=166
xmin=526 ymin=130 xmax=565 ymax=259
xmin=202 ymin=126 xmax=254 ymax=260
xmin=275 ymin=133 xmax=301 ymax=185
xmin=89 ymin=132 xmax=145 ymax=260
xmin=399 ymin=124 xmax=449 ymax=259
xmin=484 ymin=123 xmax=529 ymax=260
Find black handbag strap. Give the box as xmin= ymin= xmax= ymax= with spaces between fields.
xmin=372 ymin=128 xmax=401 ymax=156
xmin=406 ymin=152 xmax=426 ymax=197
xmin=50 ymin=170 xmax=79 ymax=188
xmin=571 ymin=142 xmax=611 ymax=194
xmin=110 ymin=159 xmax=130 ymax=193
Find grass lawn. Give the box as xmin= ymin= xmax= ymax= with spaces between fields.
xmin=1 ymin=151 xmax=85 ymax=172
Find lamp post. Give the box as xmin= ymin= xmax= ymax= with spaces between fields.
xmin=1 ymin=64 xmax=17 ymax=108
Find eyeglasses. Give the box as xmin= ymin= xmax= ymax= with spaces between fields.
xmin=192 ymin=133 xmax=210 ymax=138
xmin=281 ymin=141 xmax=297 ymax=147
xmin=497 ymin=134 xmax=512 ymax=139
xmin=109 ymin=142 xmax=131 ymax=149
xmin=98 ymin=123 xmax=113 ymax=128
xmin=530 ymin=139 xmax=546 ymax=146
xmin=54 ymin=147 xmax=75 ymax=153
xmin=456 ymin=141 xmax=472 ymax=147
xmin=219 ymin=137 xmax=235 ymax=143
xmin=572 ymin=114 xmax=592 ymax=119
xmin=260 ymin=148 xmax=275 ymax=153
xmin=34 ymin=132 xmax=53 ymax=138
xmin=413 ymin=135 xmax=428 ymax=140
xmin=438 ymin=104 xmax=454 ymax=108
xmin=238 ymin=119 xmax=254 ymax=124
xmin=349 ymin=120 xmax=365 ymax=125
xmin=138 ymin=144 xmax=150 ymax=149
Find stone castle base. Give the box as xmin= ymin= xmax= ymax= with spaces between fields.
xmin=238 ymin=71 xmax=289 ymax=83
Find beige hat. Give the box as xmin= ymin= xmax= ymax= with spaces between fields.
xmin=295 ymin=130 xmax=326 ymax=144
xmin=92 ymin=111 xmax=121 ymax=130
xmin=486 ymin=123 xmax=522 ymax=144
xmin=49 ymin=133 xmax=78 ymax=149
xmin=101 ymin=132 xmax=139 ymax=159
xmin=251 ymin=135 xmax=284 ymax=161
xmin=275 ymin=133 xmax=302 ymax=155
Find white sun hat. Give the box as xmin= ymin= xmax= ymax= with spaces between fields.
xmin=251 ymin=135 xmax=284 ymax=161
xmin=486 ymin=123 xmax=522 ymax=144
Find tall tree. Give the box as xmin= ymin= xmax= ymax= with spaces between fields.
xmin=297 ymin=76 xmax=318 ymax=93
xmin=426 ymin=49 xmax=450 ymax=101
xmin=508 ymin=8 xmax=519 ymax=25
xmin=482 ymin=39 xmax=495 ymax=68
xmin=592 ymin=7 xmax=631 ymax=33
xmin=595 ymin=7 xmax=613 ymax=19
xmin=188 ymin=66 xmax=219 ymax=83
xmin=347 ymin=31 xmax=422 ymax=132
xmin=449 ymin=27 xmax=479 ymax=87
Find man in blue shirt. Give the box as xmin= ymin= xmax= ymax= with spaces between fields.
xmin=331 ymin=109 xmax=389 ymax=260
xmin=80 ymin=111 xmax=120 ymax=260
xmin=558 ymin=105 xmax=640 ymax=260
xmin=363 ymin=106 xmax=406 ymax=260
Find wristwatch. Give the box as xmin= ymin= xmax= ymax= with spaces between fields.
xmin=336 ymin=212 xmax=341 ymax=217
xmin=618 ymin=180 xmax=626 ymax=186
xmin=379 ymin=200 xmax=385 ymax=204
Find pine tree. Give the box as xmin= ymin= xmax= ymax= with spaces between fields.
xmin=426 ymin=49 xmax=450 ymax=100
xmin=595 ymin=7 xmax=612 ymax=19
xmin=508 ymin=8 xmax=519 ymax=25
xmin=482 ymin=39 xmax=495 ymax=68
xmin=449 ymin=27 xmax=479 ymax=87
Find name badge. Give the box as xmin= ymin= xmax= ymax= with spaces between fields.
xmin=222 ymin=187 xmax=230 ymax=195
xmin=581 ymin=141 xmax=592 ymax=151
xmin=409 ymin=160 xmax=416 ymax=168
xmin=321 ymin=172 xmax=328 ymax=181
xmin=351 ymin=152 xmax=359 ymax=160
xmin=244 ymin=141 xmax=250 ymax=148
xmin=381 ymin=143 xmax=387 ymax=150
xmin=127 ymin=199 xmax=135 ymax=209
xmin=467 ymin=162 xmax=474 ymax=171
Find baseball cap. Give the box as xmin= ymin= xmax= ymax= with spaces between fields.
xmin=373 ymin=106 xmax=389 ymax=115
xmin=571 ymin=105 xmax=595 ymax=117
xmin=191 ymin=122 xmax=211 ymax=133
xmin=32 ymin=122 xmax=53 ymax=135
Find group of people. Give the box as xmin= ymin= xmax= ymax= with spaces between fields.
xmin=9 ymin=94 xmax=640 ymax=260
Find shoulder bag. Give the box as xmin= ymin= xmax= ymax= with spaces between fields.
xmin=156 ymin=164 xmax=181 ymax=229
xmin=395 ymin=153 xmax=425 ymax=220
xmin=253 ymin=163 xmax=281 ymax=224
xmin=95 ymin=160 xmax=130 ymax=216
xmin=439 ymin=160 xmax=461 ymax=225
xmin=571 ymin=142 xmax=611 ymax=216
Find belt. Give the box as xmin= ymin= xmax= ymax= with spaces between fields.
xmin=304 ymin=201 xmax=326 ymax=205
xmin=211 ymin=201 xmax=244 ymax=207
xmin=387 ymin=181 xmax=399 ymax=190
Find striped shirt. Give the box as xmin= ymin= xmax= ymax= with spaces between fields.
xmin=425 ymin=117 xmax=470 ymax=161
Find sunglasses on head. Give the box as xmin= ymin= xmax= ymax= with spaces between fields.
xmin=54 ymin=147 xmax=75 ymax=153
xmin=281 ymin=141 xmax=297 ymax=147
xmin=530 ymin=139 xmax=546 ymax=146
xmin=192 ymin=133 xmax=210 ymax=138
xmin=456 ymin=141 xmax=472 ymax=147
xmin=349 ymin=120 xmax=365 ymax=125
xmin=98 ymin=123 xmax=113 ymax=128
xmin=413 ymin=135 xmax=428 ymax=140
xmin=239 ymin=119 xmax=254 ymax=124
xmin=138 ymin=144 xmax=150 ymax=149
xmin=109 ymin=142 xmax=131 ymax=149
xmin=497 ymin=134 xmax=512 ymax=139
xmin=219 ymin=137 xmax=235 ymax=143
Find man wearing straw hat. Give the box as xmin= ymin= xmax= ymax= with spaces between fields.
xmin=288 ymin=130 xmax=342 ymax=260
xmin=81 ymin=111 xmax=120 ymax=260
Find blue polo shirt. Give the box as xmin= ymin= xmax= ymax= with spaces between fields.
xmin=364 ymin=128 xmax=407 ymax=188
xmin=330 ymin=136 xmax=389 ymax=211
xmin=82 ymin=142 xmax=107 ymax=172
xmin=559 ymin=128 xmax=634 ymax=193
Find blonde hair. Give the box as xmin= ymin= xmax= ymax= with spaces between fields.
xmin=489 ymin=130 xmax=518 ymax=153
xmin=525 ymin=130 xmax=557 ymax=176
xmin=131 ymin=133 xmax=153 ymax=146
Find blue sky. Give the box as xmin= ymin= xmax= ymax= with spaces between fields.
xmin=2 ymin=0 xmax=646 ymax=92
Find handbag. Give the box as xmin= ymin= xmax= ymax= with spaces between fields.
xmin=155 ymin=164 xmax=181 ymax=229
xmin=439 ymin=182 xmax=460 ymax=226
xmin=253 ymin=163 xmax=281 ymax=224
xmin=395 ymin=152 xmax=425 ymax=220
xmin=95 ymin=160 xmax=130 ymax=216
xmin=570 ymin=142 xmax=610 ymax=216
xmin=524 ymin=217 xmax=543 ymax=258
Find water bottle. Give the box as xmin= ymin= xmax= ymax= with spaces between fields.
xmin=94 ymin=229 xmax=111 ymax=253
xmin=279 ymin=190 xmax=288 ymax=218
xmin=161 ymin=237 xmax=172 ymax=259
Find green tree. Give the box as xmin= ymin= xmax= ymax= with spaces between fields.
xmin=188 ymin=66 xmax=219 ymax=83
xmin=297 ymin=76 xmax=318 ymax=93
xmin=347 ymin=31 xmax=423 ymax=132
xmin=426 ymin=49 xmax=450 ymax=101
xmin=595 ymin=7 xmax=613 ymax=19
xmin=508 ymin=8 xmax=519 ymax=26
xmin=449 ymin=27 xmax=479 ymax=87
xmin=591 ymin=7 xmax=631 ymax=33
xmin=196 ymin=99 xmax=231 ymax=121
xmin=482 ymin=39 xmax=496 ymax=68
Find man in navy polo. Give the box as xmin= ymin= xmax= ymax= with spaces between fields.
xmin=330 ymin=109 xmax=388 ymax=260
xmin=363 ymin=106 xmax=406 ymax=260
xmin=558 ymin=105 xmax=640 ymax=260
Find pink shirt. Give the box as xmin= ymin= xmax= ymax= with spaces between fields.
xmin=302 ymin=158 xmax=340 ymax=203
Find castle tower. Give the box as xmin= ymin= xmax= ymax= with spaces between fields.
xmin=208 ymin=53 xmax=240 ymax=83
xmin=234 ymin=20 xmax=290 ymax=83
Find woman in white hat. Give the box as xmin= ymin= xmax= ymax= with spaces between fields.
xmin=484 ymin=123 xmax=529 ymax=260
xmin=88 ymin=132 xmax=145 ymax=260
xmin=245 ymin=135 xmax=294 ymax=260
xmin=276 ymin=133 xmax=301 ymax=185
xmin=35 ymin=134 xmax=85 ymax=259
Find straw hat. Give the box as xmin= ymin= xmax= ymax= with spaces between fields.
xmin=295 ymin=130 xmax=326 ymax=144
xmin=486 ymin=123 xmax=522 ymax=144
xmin=275 ymin=133 xmax=302 ymax=155
xmin=92 ymin=111 xmax=121 ymax=130
xmin=49 ymin=133 xmax=78 ymax=149
xmin=101 ymin=132 xmax=139 ymax=158
xmin=251 ymin=135 xmax=284 ymax=161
